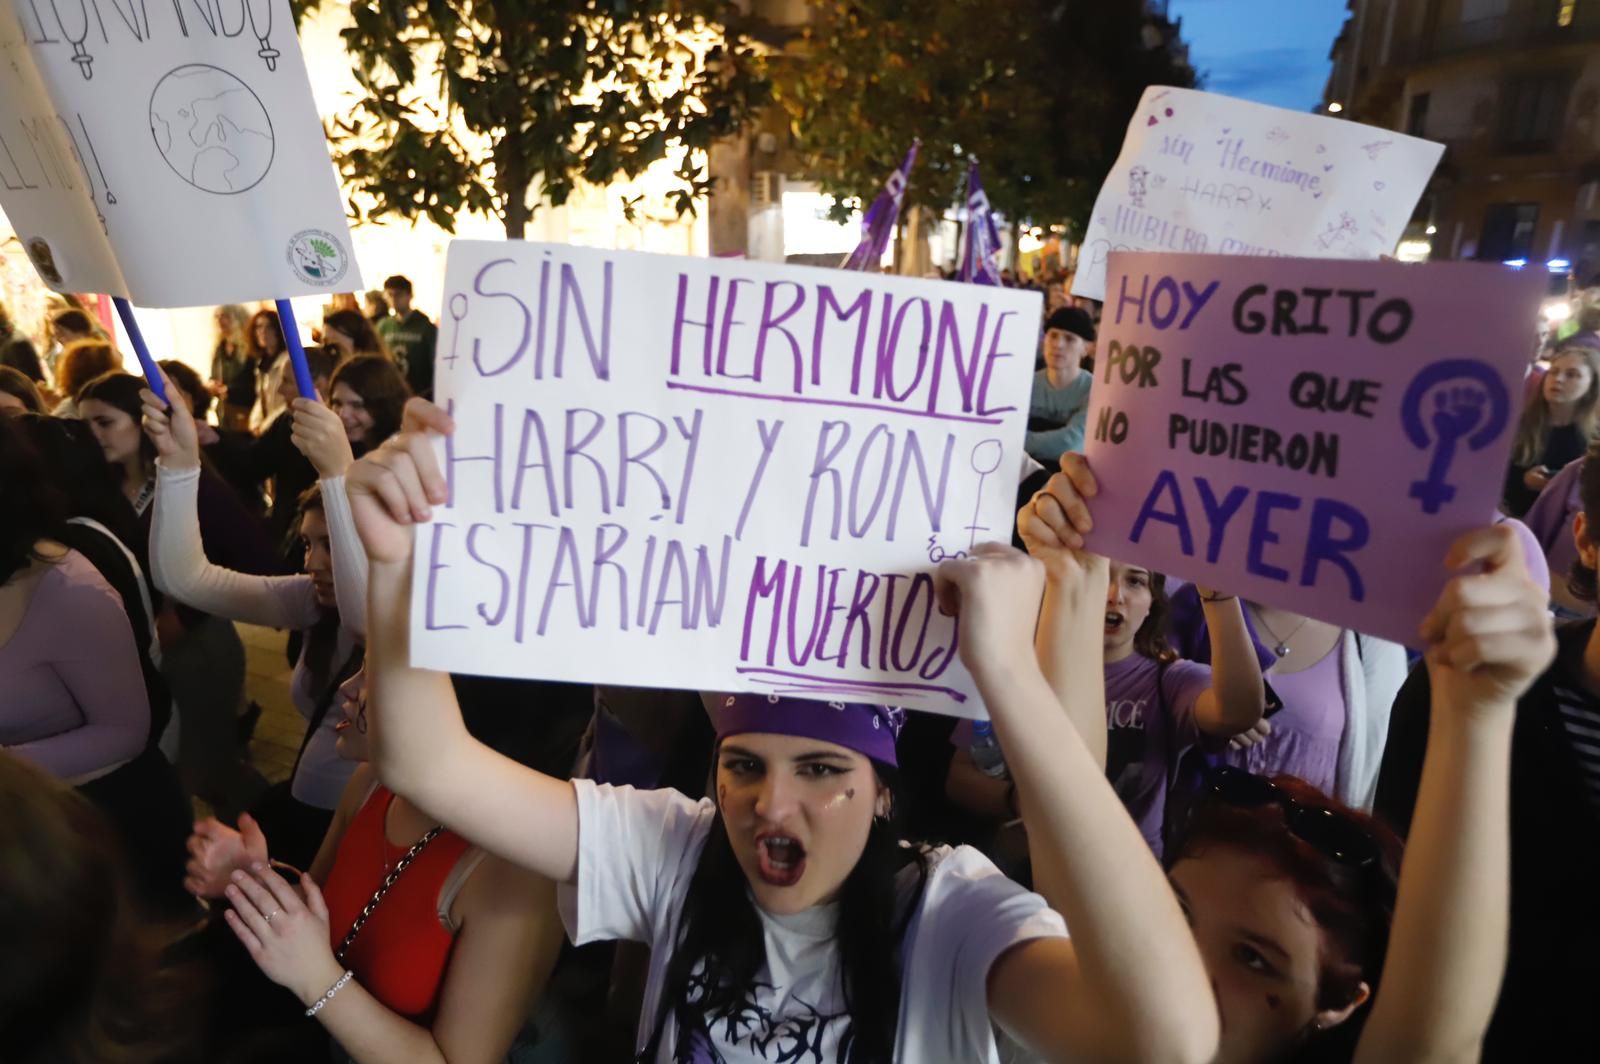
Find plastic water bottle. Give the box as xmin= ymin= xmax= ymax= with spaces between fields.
xmin=969 ymin=719 xmax=1010 ymax=779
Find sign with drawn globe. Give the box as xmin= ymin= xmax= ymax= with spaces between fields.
xmin=0 ymin=0 xmax=357 ymax=306
xmin=149 ymin=64 xmax=275 ymax=195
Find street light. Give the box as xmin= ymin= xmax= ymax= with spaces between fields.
xmin=1327 ymin=101 xmax=1344 ymax=113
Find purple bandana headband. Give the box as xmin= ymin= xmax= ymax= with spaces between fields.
xmin=712 ymin=694 xmax=905 ymax=767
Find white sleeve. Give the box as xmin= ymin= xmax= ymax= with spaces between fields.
xmin=319 ymin=475 xmax=368 ymax=638
xmin=149 ymin=461 xmax=319 ymax=629
xmin=557 ymin=779 xmax=714 ymax=947
xmin=899 ymin=847 xmax=1069 ymax=1063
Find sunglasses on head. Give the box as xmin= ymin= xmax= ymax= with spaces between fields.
xmin=1203 ymin=767 xmax=1380 ymax=869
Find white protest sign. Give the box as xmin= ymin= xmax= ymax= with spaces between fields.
xmin=411 ymin=242 xmax=1043 ymax=717
xmin=0 ymin=0 xmax=358 ymax=306
xmin=1073 ymin=87 xmax=1443 ymax=301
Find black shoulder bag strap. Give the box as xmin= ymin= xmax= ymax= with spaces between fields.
xmin=289 ymin=642 xmax=367 ymax=782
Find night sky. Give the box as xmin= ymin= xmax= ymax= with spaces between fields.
xmin=1168 ymin=0 xmax=1350 ymax=113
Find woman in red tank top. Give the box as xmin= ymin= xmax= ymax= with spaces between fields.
xmin=185 ymin=668 xmax=565 ymax=1062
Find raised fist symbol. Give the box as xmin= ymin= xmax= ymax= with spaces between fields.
xmin=1431 ymin=385 xmax=1487 ymax=441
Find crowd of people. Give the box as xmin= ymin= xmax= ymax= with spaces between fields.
xmin=0 ymin=258 xmax=1595 ymax=1064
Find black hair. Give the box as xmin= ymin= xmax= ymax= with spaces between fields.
xmin=50 ymin=307 xmax=93 ymax=337
xmin=292 ymin=484 xmax=344 ymax=690
xmin=322 ymin=310 xmax=389 ymax=360
xmin=75 ymin=372 xmax=158 ymax=481
xmin=641 ymin=755 xmax=927 ymax=1063
xmin=158 ymin=360 xmax=212 ymax=421
xmin=330 ymin=355 xmax=410 ymax=450
xmin=1132 ymin=571 xmax=1177 ymax=663
xmin=1 ymin=338 xmax=47 ymax=383
xmin=7 ymin=414 xmax=145 ymax=577
xmin=0 ymin=417 xmax=69 ymax=583
xmin=301 ymin=344 xmax=338 ymax=385
xmin=382 ymin=274 xmax=413 ymax=294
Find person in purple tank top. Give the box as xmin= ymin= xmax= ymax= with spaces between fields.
xmin=950 ymin=465 xmax=1270 ymax=859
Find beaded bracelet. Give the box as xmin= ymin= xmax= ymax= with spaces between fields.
xmin=305 ymin=970 xmax=354 ymax=1017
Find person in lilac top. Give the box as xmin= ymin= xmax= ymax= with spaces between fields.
xmin=1 ymin=546 xmax=148 ymax=780
xmin=0 ymin=417 xmax=190 ymax=914
xmin=1168 ymin=513 xmax=1550 ymax=810
xmin=950 ymin=461 xmax=1269 ymax=858
xmin=1521 ymin=448 xmax=1592 ymax=616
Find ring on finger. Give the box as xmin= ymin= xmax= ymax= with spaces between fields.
xmin=265 ymin=909 xmax=280 ymax=925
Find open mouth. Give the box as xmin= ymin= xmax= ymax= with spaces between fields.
xmin=1104 ymin=610 xmax=1125 ymax=635
xmin=755 ymin=834 xmax=807 ymax=887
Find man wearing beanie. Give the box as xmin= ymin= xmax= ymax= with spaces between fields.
xmin=1024 ymin=306 xmax=1096 ymax=466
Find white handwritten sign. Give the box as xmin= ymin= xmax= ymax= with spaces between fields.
xmin=0 ymin=0 xmax=358 ymax=306
xmin=1073 ymin=87 xmax=1443 ymax=302
xmin=410 ymin=242 xmax=1042 ymax=717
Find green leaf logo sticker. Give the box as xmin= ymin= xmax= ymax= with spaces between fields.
xmin=285 ymin=229 xmax=350 ymax=287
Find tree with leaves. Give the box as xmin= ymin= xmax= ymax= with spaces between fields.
xmin=775 ymin=0 xmax=1195 ymax=238
xmin=310 ymin=0 xmax=769 ymax=237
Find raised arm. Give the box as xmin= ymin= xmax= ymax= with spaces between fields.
xmin=1017 ymin=454 xmax=1108 ymax=768
xmin=286 ymin=395 xmax=368 ymax=635
xmin=939 ymin=546 xmax=1216 ymax=1064
xmin=141 ymin=377 xmax=318 ymax=629
xmin=348 ymin=399 xmax=579 ymax=884
xmin=1354 ymin=525 xmax=1554 ymax=1064
xmin=1188 ymin=591 xmax=1266 ymax=737
xmin=321 ymin=477 xmax=369 ymax=637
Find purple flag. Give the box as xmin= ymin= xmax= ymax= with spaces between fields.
xmin=958 ymin=159 xmax=1003 ymax=286
xmin=841 ymin=140 xmax=919 ymax=272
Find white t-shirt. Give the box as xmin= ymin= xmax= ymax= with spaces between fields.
xmin=558 ymin=779 xmax=1069 ymax=1063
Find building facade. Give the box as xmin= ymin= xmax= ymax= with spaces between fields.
xmin=1325 ymin=0 xmax=1600 ymax=275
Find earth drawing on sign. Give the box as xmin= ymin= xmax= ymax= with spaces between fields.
xmin=149 ymin=65 xmax=275 ymax=194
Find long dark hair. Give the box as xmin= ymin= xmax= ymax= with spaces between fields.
xmin=2 ymin=336 xmax=47 ymax=383
xmin=294 ymin=484 xmax=343 ymax=688
xmin=0 ymin=417 xmax=69 ymax=583
xmin=7 ymin=413 xmax=145 ymax=576
xmin=76 ymin=372 xmax=158 ymax=483
xmin=1134 ymin=572 xmax=1176 ymax=663
xmin=330 ymin=355 xmax=410 ymax=449
xmin=642 ymin=757 xmax=928 ymax=1063
xmin=322 ymin=308 xmax=390 ymax=360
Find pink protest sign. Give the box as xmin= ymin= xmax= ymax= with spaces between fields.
xmin=1082 ymin=252 xmax=1545 ymax=646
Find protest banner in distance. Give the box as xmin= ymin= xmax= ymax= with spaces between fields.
xmin=410 ymin=242 xmax=1042 ymax=717
xmin=0 ymin=0 xmax=358 ymax=306
xmin=1072 ymin=87 xmax=1443 ymax=302
xmin=1081 ymin=252 xmax=1544 ymax=647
